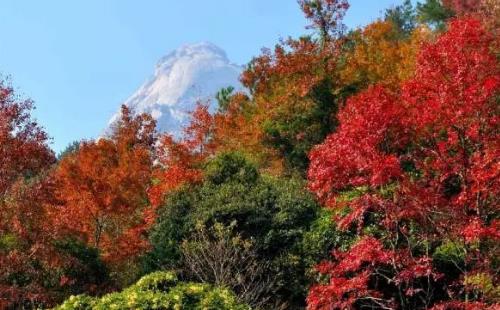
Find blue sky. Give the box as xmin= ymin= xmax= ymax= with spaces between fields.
xmin=0 ymin=0 xmax=408 ymax=153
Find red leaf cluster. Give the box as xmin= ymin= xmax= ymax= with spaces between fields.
xmin=0 ymin=82 xmax=57 ymax=307
xmin=307 ymin=18 xmax=499 ymax=309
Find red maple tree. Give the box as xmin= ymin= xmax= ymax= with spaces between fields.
xmin=307 ymin=18 xmax=499 ymax=309
xmin=0 ymin=82 xmax=55 ymax=196
xmin=0 ymin=81 xmax=58 ymax=307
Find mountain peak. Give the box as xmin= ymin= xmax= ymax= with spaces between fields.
xmin=156 ymin=42 xmax=230 ymax=69
xmin=109 ymin=42 xmax=243 ymax=136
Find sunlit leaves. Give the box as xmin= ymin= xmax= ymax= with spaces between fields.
xmin=307 ymin=18 xmax=499 ymax=309
xmin=54 ymin=106 xmax=156 ymax=264
xmin=340 ymin=21 xmax=431 ymax=90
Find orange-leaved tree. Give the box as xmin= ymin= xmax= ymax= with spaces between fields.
xmin=54 ymin=106 xmax=156 ymax=265
xmin=211 ymin=91 xmax=284 ymax=175
xmin=148 ymin=102 xmax=215 ymax=208
xmin=234 ymin=0 xmax=356 ymax=174
xmin=240 ymin=36 xmax=344 ymax=174
xmin=340 ymin=20 xmax=431 ymax=91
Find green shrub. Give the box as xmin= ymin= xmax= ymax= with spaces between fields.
xmin=302 ymin=208 xmax=354 ymax=278
xmin=165 ymin=283 xmax=248 ymax=310
xmin=204 ymin=152 xmax=259 ymax=185
xmin=56 ymin=295 xmax=94 ymax=310
xmin=433 ymin=240 xmax=466 ymax=278
xmin=133 ymin=271 xmax=178 ymax=293
xmin=55 ymin=272 xmax=249 ymax=310
xmin=141 ymin=189 xmax=195 ymax=273
xmin=0 ymin=233 xmax=18 ymax=252
xmin=145 ymin=152 xmax=320 ymax=308
xmin=94 ymin=289 xmax=170 ymax=309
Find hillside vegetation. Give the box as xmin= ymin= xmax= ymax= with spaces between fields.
xmin=0 ymin=0 xmax=498 ymax=309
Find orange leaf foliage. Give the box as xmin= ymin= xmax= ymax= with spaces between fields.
xmin=148 ymin=103 xmax=215 ymax=207
xmin=340 ymin=20 xmax=432 ymax=90
xmin=212 ymin=92 xmax=284 ymax=174
xmin=54 ymin=106 xmax=156 ymax=263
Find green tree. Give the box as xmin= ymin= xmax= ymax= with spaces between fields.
xmin=216 ymin=86 xmax=235 ymax=112
xmin=57 ymin=140 xmax=81 ymax=160
xmin=145 ymin=152 xmax=320 ymax=308
xmin=385 ymin=0 xmax=417 ymax=37
xmin=417 ymin=0 xmax=454 ymax=29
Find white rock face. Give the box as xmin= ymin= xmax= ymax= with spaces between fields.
xmin=109 ymin=42 xmax=243 ymax=135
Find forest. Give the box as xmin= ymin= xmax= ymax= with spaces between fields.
xmin=0 ymin=0 xmax=499 ymax=309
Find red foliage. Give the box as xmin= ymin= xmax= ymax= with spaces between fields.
xmin=148 ymin=102 xmax=215 ymax=207
xmin=0 ymin=82 xmax=55 ymax=195
xmin=54 ymin=106 xmax=156 ymax=263
xmin=308 ymin=86 xmax=405 ymax=204
xmin=241 ymin=37 xmax=337 ymax=98
xmin=239 ymin=35 xmax=342 ymax=173
xmin=308 ymin=237 xmax=394 ymax=309
xmin=307 ymin=18 xmax=499 ymax=309
xmin=443 ymin=0 xmax=482 ymax=15
xmin=0 ymin=175 xmax=62 ymax=307
xmin=183 ymin=102 xmax=216 ymax=157
xmin=0 ymin=81 xmax=58 ymax=307
xmin=430 ymin=301 xmax=497 ymax=310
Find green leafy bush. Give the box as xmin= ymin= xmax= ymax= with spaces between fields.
xmin=433 ymin=240 xmax=466 ymax=278
xmin=0 ymin=233 xmax=18 ymax=252
xmin=145 ymin=152 xmax=320 ymax=308
xmin=141 ymin=188 xmax=195 ymax=273
xmin=56 ymin=295 xmax=94 ymax=310
xmin=55 ymin=271 xmax=249 ymax=310
xmin=204 ymin=152 xmax=259 ymax=185
xmin=133 ymin=271 xmax=178 ymax=293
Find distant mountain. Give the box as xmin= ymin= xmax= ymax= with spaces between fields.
xmin=108 ymin=42 xmax=243 ymax=136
